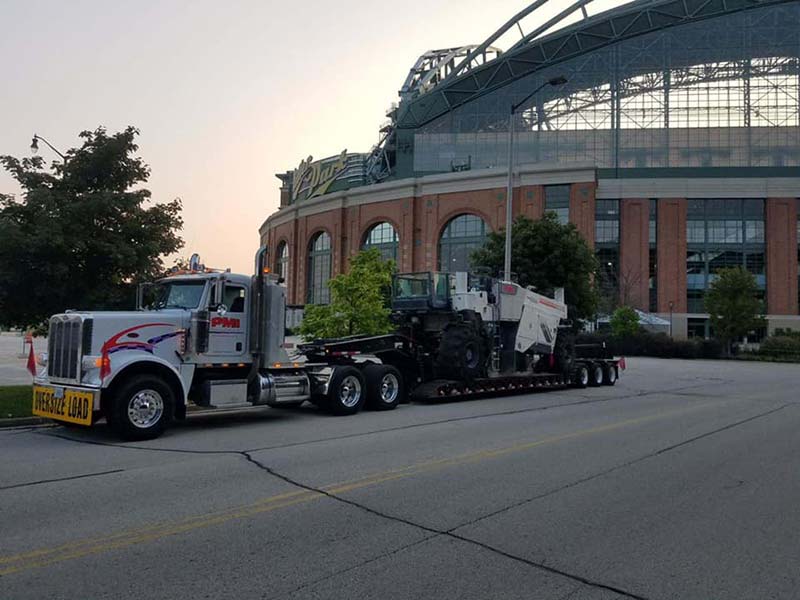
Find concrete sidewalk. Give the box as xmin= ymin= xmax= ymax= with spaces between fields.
xmin=0 ymin=333 xmax=40 ymax=386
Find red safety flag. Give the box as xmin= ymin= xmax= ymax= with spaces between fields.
xmin=618 ymin=356 xmax=627 ymax=371
xmin=26 ymin=342 xmax=37 ymax=377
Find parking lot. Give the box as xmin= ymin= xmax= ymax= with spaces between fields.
xmin=2 ymin=357 xmax=799 ymax=599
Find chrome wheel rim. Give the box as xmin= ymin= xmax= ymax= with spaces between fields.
xmin=609 ymin=368 xmax=617 ymax=383
xmin=379 ymin=373 xmax=399 ymax=404
xmin=338 ymin=376 xmax=362 ymax=408
xmin=580 ymin=369 xmax=589 ymax=386
xmin=127 ymin=389 xmax=164 ymax=429
xmin=594 ymin=367 xmax=603 ymax=384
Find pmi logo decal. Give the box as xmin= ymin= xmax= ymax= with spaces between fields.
xmin=212 ymin=317 xmax=241 ymax=329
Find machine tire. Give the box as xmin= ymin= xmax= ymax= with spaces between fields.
xmin=326 ymin=367 xmax=366 ymax=416
xmin=572 ymin=365 xmax=589 ymax=388
xmin=363 ymin=364 xmax=404 ymax=411
xmin=109 ymin=375 xmax=174 ymax=440
xmin=603 ymin=364 xmax=618 ymax=386
xmin=435 ymin=324 xmax=487 ymax=381
xmin=553 ymin=332 xmax=576 ymax=376
xmin=589 ymin=363 xmax=604 ymax=387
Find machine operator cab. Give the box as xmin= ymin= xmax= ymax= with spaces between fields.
xmin=391 ymin=271 xmax=496 ymax=313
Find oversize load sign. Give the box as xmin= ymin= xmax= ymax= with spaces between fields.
xmin=292 ymin=150 xmax=348 ymax=202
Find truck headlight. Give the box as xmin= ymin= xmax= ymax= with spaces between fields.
xmin=82 ymin=355 xmax=103 ymax=370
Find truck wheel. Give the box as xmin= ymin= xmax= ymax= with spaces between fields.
xmin=589 ymin=363 xmax=604 ymax=387
xmin=603 ymin=365 xmax=618 ymax=386
xmin=364 ymin=364 xmax=404 ymax=411
xmin=110 ymin=375 xmax=174 ymax=440
xmin=572 ymin=365 xmax=589 ymax=388
xmin=326 ymin=367 xmax=366 ymax=416
xmin=435 ymin=324 xmax=486 ymax=381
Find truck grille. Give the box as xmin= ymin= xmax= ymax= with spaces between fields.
xmin=47 ymin=315 xmax=83 ymax=382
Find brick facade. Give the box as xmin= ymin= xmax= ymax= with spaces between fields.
xmin=619 ymin=199 xmax=650 ymax=311
xmin=656 ymin=199 xmax=688 ymax=313
xmin=766 ymin=198 xmax=799 ymax=315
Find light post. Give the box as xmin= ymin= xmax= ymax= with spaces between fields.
xmin=504 ymin=75 xmax=568 ymax=282
xmin=669 ymin=300 xmax=674 ymax=337
xmin=31 ymin=134 xmax=67 ymax=162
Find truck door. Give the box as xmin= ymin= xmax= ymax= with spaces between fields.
xmin=206 ymin=283 xmax=248 ymax=359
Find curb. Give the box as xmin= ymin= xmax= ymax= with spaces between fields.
xmin=0 ymin=417 xmax=51 ymax=429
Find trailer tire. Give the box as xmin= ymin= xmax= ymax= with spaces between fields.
xmin=325 ymin=367 xmax=366 ymax=416
xmin=364 ymin=364 xmax=404 ymax=411
xmin=572 ymin=365 xmax=589 ymax=388
xmin=109 ymin=374 xmax=173 ymax=440
xmin=603 ymin=365 xmax=618 ymax=386
xmin=435 ymin=324 xmax=487 ymax=381
xmin=589 ymin=363 xmax=604 ymax=387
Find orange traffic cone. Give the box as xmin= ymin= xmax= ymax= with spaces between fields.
xmin=27 ymin=342 xmax=37 ymax=377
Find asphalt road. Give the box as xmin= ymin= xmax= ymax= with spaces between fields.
xmin=1 ymin=358 xmax=798 ymax=599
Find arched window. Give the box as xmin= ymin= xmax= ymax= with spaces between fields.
xmin=362 ymin=222 xmax=399 ymax=262
xmin=438 ymin=214 xmax=489 ymax=272
xmin=275 ymin=241 xmax=289 ymax=285
xmin=307 ymin=232 xmax=332 ymax=304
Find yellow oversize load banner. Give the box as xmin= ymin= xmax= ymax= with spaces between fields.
xmin=32 ymin=386 xmax=94 ymax=426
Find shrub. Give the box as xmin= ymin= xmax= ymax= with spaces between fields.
xmin=759 ymin=335 xmax=800 ymax=359
xmin=576 ymin=331 xmax=722 ymax=360
xmin=610 ymin=306 xmax=640 ymax=339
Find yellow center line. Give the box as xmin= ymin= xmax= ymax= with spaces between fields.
xmin=0 ymin=402 xmax=712 ymax=576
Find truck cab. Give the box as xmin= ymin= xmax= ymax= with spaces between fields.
xmin=33 ymin=251 xmax=310 ymax=440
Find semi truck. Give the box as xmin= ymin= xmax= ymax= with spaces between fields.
xmin=32 ymin=249 xmax=622 ymax=440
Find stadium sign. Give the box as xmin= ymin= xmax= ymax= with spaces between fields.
xmin=291 ymin=150 xmax=349 ymax=202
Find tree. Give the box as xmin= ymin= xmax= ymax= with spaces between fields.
xmin=0 ymin=127 xmax=183 ymax=328
xmin=704 ymin=267 xmax=765 ymax=354
xmin=610 ymin=306 xmax=640 ymax=338
xmin=471 ymin=213 xmax=598 ymax=320
xmin=298 ymin=249 xmax=395 ymax=340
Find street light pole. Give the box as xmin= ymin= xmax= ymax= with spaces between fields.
xmin=503 ymin=76 xmax=568 ymax=282
xmin=31 ymin=134 xmax=67 ymax=162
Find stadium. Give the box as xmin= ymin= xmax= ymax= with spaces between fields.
xmin=260 ymin=0 xmax=800 ymax=339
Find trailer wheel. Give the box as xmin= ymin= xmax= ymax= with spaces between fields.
xmin=326 ymin=367 xmax=366 ymax=416
xmin=572 ymin=365 xmax=589 ymax=388
xmin=589 ymin=363 xmax=604 ymax=387
xmin=109 ymin=375 xmax=173 ymax=440
xmin=603 ymin=365 xmax=618 ymax=386
xmin=364 ymin=364 xmax=404 ymax=411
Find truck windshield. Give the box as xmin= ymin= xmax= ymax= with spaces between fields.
xmin=150 ymin=281 xmax=206 ymax=310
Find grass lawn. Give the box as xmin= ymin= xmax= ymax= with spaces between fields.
xmin=0 ymin=386 xmax=32 ymax=419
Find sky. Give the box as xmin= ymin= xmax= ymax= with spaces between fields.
xmin=0 ymin=0 xmax=623 ymax=274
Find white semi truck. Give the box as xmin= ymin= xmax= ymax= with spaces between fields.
xmin=32 ymin=249 xmax=621 ymax=440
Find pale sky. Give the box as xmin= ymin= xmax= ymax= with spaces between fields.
xmin=0 ymin=0 xmax=623 ymax=274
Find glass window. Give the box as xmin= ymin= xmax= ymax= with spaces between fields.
xmin=362 ymin=222 xmax=399 ymax=262
xmin=685 ymin=199 xmax=765 ymax=313
xmin=275 ymin=242 xmax=289 ymax=284
xmin=224 ymin=285 xmax=246 ymax=313
xmin=307 ymin=232 xmax=332 ymax=305
xmin=438 ymin=214 xmax=489 ymax=272
xmin=649 ymin=199 xmax=658 ymax=312
xmin=545 ymin=185 xmax=570 ymax=225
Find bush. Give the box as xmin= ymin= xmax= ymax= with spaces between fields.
xmin=759 ymin=335 xmax=800 ymax=359
xmin=610 ymin=306 xmax=640 ymax=339
xmin=576 ymin=331 xmax=723 ymax=360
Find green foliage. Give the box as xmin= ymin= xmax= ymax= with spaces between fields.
xmin=610 ymin=306 xmax=640 ymax=338
xmin=0 ymin=127 xmax=183 ymax=328
xmin=759 ymin=335 xmax=800 ymax=359
xmin=704 ymin=267 xmax=765 ymax=351
xmin=471 ymin=213 xmax=598 ymax=320
xmin=577 ymin=331 xmax=723 ymax=360
xmin=298 ymin=249 xmax=396 ymax=340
